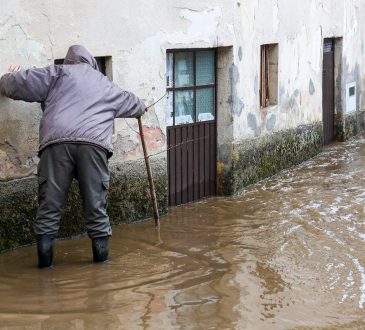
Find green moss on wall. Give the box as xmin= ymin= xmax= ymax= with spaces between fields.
xmin=0 ymin=159 xmax=167 ymax=252
xmin=335 ymin=111 xmax=365 ymax=142
xmin=343 ymin=112 xmax=365 ymax=141
xmin=222 ymin=123 xmax=323 ymax=195
xmin=0 ymin=179 xmax=38 ymax=251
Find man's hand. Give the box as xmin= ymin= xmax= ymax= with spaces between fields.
xmin=8 ymin=65 xmax=22 ymax=73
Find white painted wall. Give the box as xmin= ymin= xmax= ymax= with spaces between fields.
xmin=0 ymin=0 xmax=237 ymax=178
xmin=0 ymin=0 xmax=364 ymax=178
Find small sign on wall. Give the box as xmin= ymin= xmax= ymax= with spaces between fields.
xmin=346 ymin=82 xmax=356 ymax=113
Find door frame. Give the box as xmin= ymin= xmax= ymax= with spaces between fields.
xmin=322 ymin=38 xmax=335 ymax=145
xmin=166 ymin=48 xmax=218 ymax=206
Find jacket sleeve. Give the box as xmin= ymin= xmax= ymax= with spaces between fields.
xmin=113 ymin=86 xmax=146 ymax=118
xmin=0 ymin=66 xmax=56 ymax=102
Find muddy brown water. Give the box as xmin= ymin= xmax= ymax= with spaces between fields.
xmin=1 ymin=135 xmax=365 ymax=330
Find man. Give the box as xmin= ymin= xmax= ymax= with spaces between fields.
xmin=0 ymin=45 xmax=146 ymax=268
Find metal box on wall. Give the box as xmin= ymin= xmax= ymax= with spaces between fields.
xmin=346 ymin=82 xmax=356 ymax=113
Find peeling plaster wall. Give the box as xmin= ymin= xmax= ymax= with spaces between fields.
xmin=0 ymin=0 xmax=237 ymax=179
xmin=0 ymin=0 xmax=364 ymax=180
xmin=218 ymin=0 xmax=365 ymax=194
xmin=236 ymin=0 xmax=347 ymax=142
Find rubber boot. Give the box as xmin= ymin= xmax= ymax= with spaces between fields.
xmin=92 ymin=237 xmax=109 ymax=263
xmin=37 ymin=235 xmax=54 ymax=269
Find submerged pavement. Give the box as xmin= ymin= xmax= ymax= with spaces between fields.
xmin=1 ymin=134 xmax=365 ymax=329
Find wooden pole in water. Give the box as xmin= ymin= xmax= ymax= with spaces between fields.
xmin=137 ymin=116 xmax=160 ymax=228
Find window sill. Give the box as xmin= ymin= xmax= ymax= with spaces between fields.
xmin=260 ymin=104 xmax=278 ymax=111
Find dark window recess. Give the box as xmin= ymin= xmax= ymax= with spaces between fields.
xmin=349 ymin=86 xmax=355 ymax=96
xmin=166 ymin=49 xmax=216 ymax=126
xmin=54 ymin=59 xmax=64 ymax=65
xmin=54 ymin=56 xmax=107 ymax=76
xmin=323 ymin=39 xmax=334 ymax=53
xmin=95 ymin=57 xmax=106 ymax=75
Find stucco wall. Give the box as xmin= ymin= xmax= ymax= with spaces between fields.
xmin=0 ymin=0 xmax=238 ymax=179
xmin=234 ymin=0 xmax=364 ymax=141
xmin=1 ymin=0 xmax=364 ymax=180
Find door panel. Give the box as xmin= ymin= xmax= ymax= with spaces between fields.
xmin=322 ymin=40 xmax=335 ymax=145
xmin=167 ymin=121 xmax=216 ymax=207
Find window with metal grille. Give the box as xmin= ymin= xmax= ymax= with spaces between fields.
xmin=166 ymin=49 xmax=216 ymax=126
xmin=260 ymin=44 xmax=278 ymax=108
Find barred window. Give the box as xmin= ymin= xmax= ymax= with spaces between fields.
xmin=166 ymin=49 xmax=216 ymax=126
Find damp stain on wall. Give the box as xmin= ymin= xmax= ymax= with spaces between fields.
xmin=229 ymin=64 xmax=244 ymax=116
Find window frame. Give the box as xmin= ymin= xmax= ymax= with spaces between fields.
xmin=55 ymin=56 xmax=112 ymax=78
xmin=260 ymin=43 xmax=279 ymax=108
xmin=167 ymin=48 xmax=217 ymax=127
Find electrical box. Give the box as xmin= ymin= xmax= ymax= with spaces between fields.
xmin=346 ymin=82 xmax=356 ymax=113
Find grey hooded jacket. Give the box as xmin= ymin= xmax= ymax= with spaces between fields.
xmin=0 ymin=45 xmax=146 ymax=157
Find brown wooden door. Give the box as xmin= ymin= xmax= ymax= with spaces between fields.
xmin=167 ymin=121 xmax=216 ymax=206
xmin=322 ymin=39 xmax=335 ymax=145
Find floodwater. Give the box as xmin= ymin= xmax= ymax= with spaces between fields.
xmin=1 ymin=135 xmax=365 ymax=330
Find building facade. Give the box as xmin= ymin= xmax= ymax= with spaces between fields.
xmin=1 ymin=0 xmax=364 ymax=250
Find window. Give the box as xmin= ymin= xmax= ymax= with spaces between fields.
xmin=55 ymin=56 xmax=112 ymax=78
xmin=260 ymin=44 xmax=278 ymax=108
xmin=166 ymin=49 xmax=216 ymax=126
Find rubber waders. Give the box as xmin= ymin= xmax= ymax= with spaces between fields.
xmin=92 ymin=237 xmax=109 ymax=262
xmin=37 ymin=235 xmax=55 ymax=269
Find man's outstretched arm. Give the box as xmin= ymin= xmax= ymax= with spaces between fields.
xmin=0 ymin=65 xmax=57 ymax=103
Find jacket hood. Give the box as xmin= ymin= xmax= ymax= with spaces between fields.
xmin=63 ymin=45 xmax=99 ymax=71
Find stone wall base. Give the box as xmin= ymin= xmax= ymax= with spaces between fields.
xmin=336 ymin=111 xmax=365 ymax=141
xmin=0 ymin=160 xmax=167 ymax=252
xmin=220 ymin=123 xmax=323 ymax=195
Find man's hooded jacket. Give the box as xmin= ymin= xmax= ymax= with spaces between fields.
xmin=0 ymin=45 xmax=145 ymax=157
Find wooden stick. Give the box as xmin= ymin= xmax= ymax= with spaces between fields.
xmin=137 ymin=116 xmax=160 ymax=228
